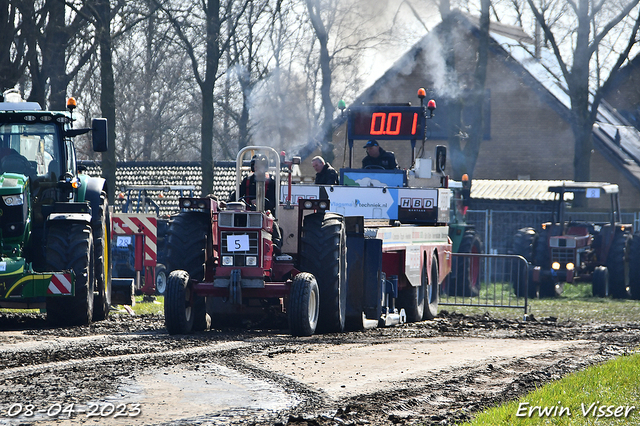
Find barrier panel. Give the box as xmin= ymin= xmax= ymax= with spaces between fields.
xmin=440 ymin=252 xmax=529 ymax=318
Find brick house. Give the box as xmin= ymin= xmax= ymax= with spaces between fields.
xmin=311 ymin=11 xmax=640 ymax=212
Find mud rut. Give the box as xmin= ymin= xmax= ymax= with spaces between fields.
xmin=0 ymin=311 xmax=638 ymax=426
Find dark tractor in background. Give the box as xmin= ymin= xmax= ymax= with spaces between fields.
xmin=512 ymin=183 xmax=632 ymax=299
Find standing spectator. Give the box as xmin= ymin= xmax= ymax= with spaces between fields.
xmin=362 ymin=139 xmax=397 ymax=170
xmin=312 ymin=156 xmax=339 ymax=185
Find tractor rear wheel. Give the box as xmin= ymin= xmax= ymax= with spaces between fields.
xmin=628 ymin=232 xmax=640 ymax=299
xmin=93 ymin=192 xmax=111 ymax=321
xmin=288 ymin=272 xmax=320 ymax=336
xmin=46 ymin=222 xmax=95 ymax=326
xmin=450 ymin=230 xmax=482 ymax=297
xmin=592 ymin=266 xmax=609 ymax=297
xmin=300 ymin=212 xmax=347 ymax=333
xmin=165 ymin=212 xmax=210 ymax=331
xmin=607 ymin=232 xmax=631 ymax=299
xmin=511 ymin=228 xmax=537 ymax=299
xmin=165 ymin=270 xmax=194 ymax=334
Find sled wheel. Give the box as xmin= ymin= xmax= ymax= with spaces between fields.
xmin=423 ymin=253 xmax=440 ymax=320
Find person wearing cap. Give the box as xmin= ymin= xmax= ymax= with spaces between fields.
xmin=362 ymin=139 xmax=398 ymax=170
xmin=312 ymin=156 xmax=339 ymax=185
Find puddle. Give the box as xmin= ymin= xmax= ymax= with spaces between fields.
xmin=15 ymin=363 xmax=298 ymax=425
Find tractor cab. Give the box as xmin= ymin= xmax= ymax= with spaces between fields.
xmin=232 ymin=146 xmax=280 ymax=216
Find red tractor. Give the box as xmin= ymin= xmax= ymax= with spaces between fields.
xmin=164 ymin=143 xmax=452 ymax=336
xmin=512 ymin=183 xmax=632 ymax=298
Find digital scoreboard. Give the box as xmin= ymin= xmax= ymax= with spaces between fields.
xmin=347 ymin=105 xmax=426 ymax=141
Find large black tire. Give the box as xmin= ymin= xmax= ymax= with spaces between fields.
xmin=538 ymin=277 xmax=564 ymax=298
xmin=299 ymin=212 xmax=347 ymax=333
xmin=628 ymin=232 xmax=640 ymax=299
xmin=423 ymin=253 xmax=440 ymax=320
xmin=607 ymin=231 xmax=631 ymax=299
xmin=450 ymin=230 xmax=483 ymax=297
xmin=165 ymin=270 xmax=194 ymax=335
xmin=46 ymin=222 xmax=95 ymax=326
xmin=165 ymin=212 xmax=210 ymax=331
xmin=165 ymin=212 xmax=209 ymax=280
xmin=288 ymin=272 xmax=320 ymax=336
xmin=592 ymin=266 xmax=609 ymax=297
xmin=511 ymin=227 xmax=537 ymax=299
xmin=398 ymin=264 xmax=426 ymax=323
xmin=92 ymin=192 xmax=111 ymax=321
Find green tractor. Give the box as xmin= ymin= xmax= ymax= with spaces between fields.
xmin=446 ymin=174 xmax=483 ymax=297
xmin=0 ymin=91 xmax=111 ymax=325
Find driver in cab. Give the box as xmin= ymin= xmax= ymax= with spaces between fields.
xmin=362 ymin=139 xmax=397 ymax=170
xmin=235 ymin=154 xmax=276 ymax=213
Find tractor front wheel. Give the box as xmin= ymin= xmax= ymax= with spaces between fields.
xmin=592 ymin=266 xmax=609 ymax=297
xmin=155 ymin=264 xmax=167 ymax=295
xmin=165 ymin=270 xmax=194 ymax=335
xmin=46 ymin=222 xmax=95 ymax=326
xmin=288 ymin=272 xmax=320 ymax=336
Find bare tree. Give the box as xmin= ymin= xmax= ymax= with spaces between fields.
xmin=0 ymin=2 xmax=28 ymax=92
xmin=526 ymin=0 xmax=640 ymax=187
xmin=155 ymin=0 xmax=250 ymax=195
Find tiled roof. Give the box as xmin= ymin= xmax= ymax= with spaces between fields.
xmin=470 ymin=179 xmax=575 ymax=201
xmin=79 ymin=161 xmax=290 ymax=216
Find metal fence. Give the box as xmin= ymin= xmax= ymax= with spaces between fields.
xmin=465 ymin=210 xmax=640 ymax=255
xmin=440 ymin=252 xmax=529 ymax=317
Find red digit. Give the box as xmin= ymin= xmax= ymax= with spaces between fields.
xmin=386 ymin=113 xmax=401 ymax=135
xmin=370 ymin=113 xmax=385 ymax=135
xmin=411 ymin=113 xmax=418 ymax=135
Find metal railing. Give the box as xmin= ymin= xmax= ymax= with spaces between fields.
xmin=440 ymin=252 xmax=529 ymax=318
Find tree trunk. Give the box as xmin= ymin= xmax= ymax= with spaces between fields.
xmin=46 ymin=0 xmax=68 ymax=110
xmin=96 ymin=0 xmax=117 ymax=203
xmin=200 ymin=0 xmax=221 ymax=196
xmin=306 ymin=0 xmax=335 ymax=164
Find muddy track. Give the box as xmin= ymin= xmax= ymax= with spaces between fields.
xmin=0 ymin=311 xmax=638 ymax=425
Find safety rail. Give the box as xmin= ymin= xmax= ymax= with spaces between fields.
xmin=440 ymin=252 xmax=529 ymax=319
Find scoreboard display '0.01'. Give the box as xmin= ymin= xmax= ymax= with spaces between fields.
xmin=347 ymin=105 xmax=426 ymax=141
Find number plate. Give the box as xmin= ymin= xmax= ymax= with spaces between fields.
xmin=116 ymin=236 xmax=132 ymax=247
xmin=227 ymin=235 xmax=249 ymax=252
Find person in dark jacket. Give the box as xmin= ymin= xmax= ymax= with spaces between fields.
xmin=312 ymin=156 xmax=339 ymax=185
xmin=362 ymin=139 xmax=397 ymax=170
xmin=230 ymin=155 xmax=276 ymax=212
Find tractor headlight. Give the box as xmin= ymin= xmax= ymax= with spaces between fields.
xmin=319 ymin=201 xmax=328 ymax=209
xmin=222 ymin=256 xmax=233 ymax=266
xmin=182 ymin=199 xmax=192 ymax=208
xmin=552 ymin=262 xmax=561 ymax=270
xmin=303 ymin=200 xmax=313 ymax=209
xmin=3 ymin=194 xmax=24 ymax=206
xmin=566 ymin=262 xmax=575 ymax=271
xmin=246 ymin=256 xmax=257 ymax=266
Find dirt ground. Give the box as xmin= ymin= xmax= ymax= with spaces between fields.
xmin=0 ymin=310 xmax=639 ymax=426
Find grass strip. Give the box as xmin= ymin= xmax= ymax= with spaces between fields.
xmin=464 ymin=352 xmax=640 ymax=425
